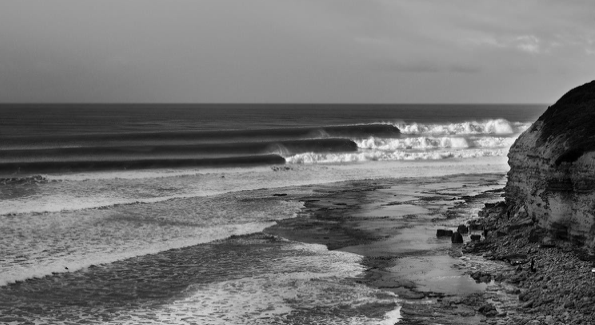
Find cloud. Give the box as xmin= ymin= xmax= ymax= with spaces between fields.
xmin=0 ymin=0 xmax=593 ymax=103
xmin=514 ymin=35 xmax=541 ymax=54
xmin=467 ymin=35 xmax=544 ymax=54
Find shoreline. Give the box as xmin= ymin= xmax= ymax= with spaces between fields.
xmin=462 ymin=201 xmax=595 ymax=324
xmin=1 ymin=172 xmax=530 ymax=324
xmin=265 ymin=173 xmax=511 ymax=324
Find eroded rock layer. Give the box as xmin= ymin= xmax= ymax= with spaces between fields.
xmin=506 ymin=80 xmax=595 ymax=249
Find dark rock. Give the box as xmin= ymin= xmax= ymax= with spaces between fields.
xmin=530 ymin=258 xmax=537 ymax=272
xmin=508 ymin=218 xmax=534 ymax=231
xmin=499 ymin=253 xmax=527 ymax=263
xmin=451 ymin=231 xmax=464 ymax=243
xmin=528 ymin=228 xmax=542 ymax=243
xmin=510 ymin=259 xmax=527 ymax=266
xmin=519 ymin=291 xmax=532 ymax=302
xmin=436 ymin=229 xmax=454 ymax=237
xmin=468 ymin=220 xmax=483 ymax=230
xmin=485 ymin=201 xmax=507 ymax=209
xmin=535 ymin=297 xmax=554 ymax=307
xmin=272 ymin=193 xmax=287 ymax=197
xmin=576 ymin=251 xmax=595 ymax=262
xmin=470 ymin=271 xmax=492 ymax=283
xmin=478 ymin=303 xmax=498 ymax=317
xmin=496 ymin=230 xmax=508 ymax=237
xmin=495 ymin=273 xmax=506 ymax=282
xmin=470 ymin=234 xmax=481 ymax=241
xmin=522 ymin=300 xmax=534 ymax=309
xmin=564 ymin=300 xmax=575 ymax=309
xmin=395 ymin=289 xmax=425 ymax=299
xmin=444 ymin=211 xmax=459 ymax=219
xmin=540 ymin=237 xmax=556 ymax=248
xmin=457 ymin=224 xmax=469 ymax=234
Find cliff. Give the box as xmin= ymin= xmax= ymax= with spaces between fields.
xmin=505 ymin=80 xmax=595 ymax=249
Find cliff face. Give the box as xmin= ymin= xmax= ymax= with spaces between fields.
xmin=505 ymin=80 xmax=595 ymax=249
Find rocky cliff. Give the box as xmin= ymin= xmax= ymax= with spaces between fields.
xmin=505 ymin=80 xmax=595 ymax=249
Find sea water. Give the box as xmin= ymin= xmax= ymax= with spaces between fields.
xmin=0 ymin=104 xmax=544 ymax=324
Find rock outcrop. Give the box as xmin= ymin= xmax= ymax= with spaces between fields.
xmin=505 ymin=80 xmax=595 ymax=250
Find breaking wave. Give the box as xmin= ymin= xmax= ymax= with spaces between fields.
xmin=354 ymin=136 xmax=516 ymax=151
xmin=285 ymin=119 xmax=527 ymax=164
xmin=393 ymin=119 xmax=530 ymax=135
xmin=285 ymin=149 xmax=509 ymax=164
xmin=0 ymin=119 xmax=531 ymax=172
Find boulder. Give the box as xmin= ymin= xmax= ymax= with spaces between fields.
xmin=528 ymin=228 xmax=543 ymax=243
xmin=470 ymin=271 xmax=492 ymax=283
xmin=478 ymin=303 xmax=498 ymax=317
xmin=451 ymin=231 xmax=464 ymax=243
xmin=468 ymin=220 xmax=483 ymax=231
xmin=436 ymin=229 xmax=454 ymax=237
xmin=457 ymin=224 xmax=469 ymax=234
xmin=540 ymin=237 xmax=556 ymax=248
xmin=470 ymin=234 xmax=481 ymax=241
xmin=505 ymin=80 xmax=595 ymax=249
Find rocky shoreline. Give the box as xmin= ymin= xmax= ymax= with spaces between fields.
xmin=461 ymin=200 xmax=595 ymax=325
xmin=267 ymin=174 xmax=519 ymax=324
xmin=435 ymin=80 xmax=595 ymax=325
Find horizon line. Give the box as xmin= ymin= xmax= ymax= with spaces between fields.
xmin=0 ymin=102 xmax=549 ymax=106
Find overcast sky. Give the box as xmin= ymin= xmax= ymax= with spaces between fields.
xmin=0 ymin=0 xmax=594 ymax=103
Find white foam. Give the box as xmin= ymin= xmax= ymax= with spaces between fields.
xmin=0 ymin=222 xmax=277 ymax=287
xmin=41 ymin=166 xmax=264 ymax=182
xmin=1 ymin=157 xmax=509 ymax=288
xmin=101 ymin=242 xmax=401 ymax=325
xmin=1 ymin=190 xmax=219 ymax=215
xmin=1 ymin=155 xmax=511 ymax=216
xmin=354 ymin=136 xmax=516 ymax=151
xmin=471 ymin=136 xmax=517 ymax=148
xmin=394 ymin=119 xmax=530 ymax=135
xmin=381 ymin=306 xmax=403 ymax=325
xmin=355 ymin=136 xmax=470 ymax=150
xmin=286 ymin=148 xmax=509 ymax=164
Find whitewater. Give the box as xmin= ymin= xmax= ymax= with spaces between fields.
xmin=0 ymin=118 xmax=531 ymax=285
xmin=0 ymin=104 xmax=544 ymax=324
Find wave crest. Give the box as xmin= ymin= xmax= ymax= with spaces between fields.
xmin=286 ymin=149 xmax=508 ymax=164
xmin=354 ymin=136 xmax=516 ymax=151
xmin=394 ymin=119 xmax=530 ymax=135
xmin=355 ymin=137 xmax=470 ymax=150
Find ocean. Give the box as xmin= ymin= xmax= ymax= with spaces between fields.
xmin=0 ymin=104 xmax=544 ymax=324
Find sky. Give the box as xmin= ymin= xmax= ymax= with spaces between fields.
xmin=0 ymin=0 xmax=594 ymax=104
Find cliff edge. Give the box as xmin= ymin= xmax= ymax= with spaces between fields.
xmin=506 ymin=80 xmax=595 ymax=250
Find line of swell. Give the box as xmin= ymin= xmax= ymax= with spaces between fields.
xmin=0 ymin=124 xmax=400 ymax=149
xmin=0 ymin=139 xmax=358 ymax=162
xmin=0 ymin=155 xmax=286 ymax=174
